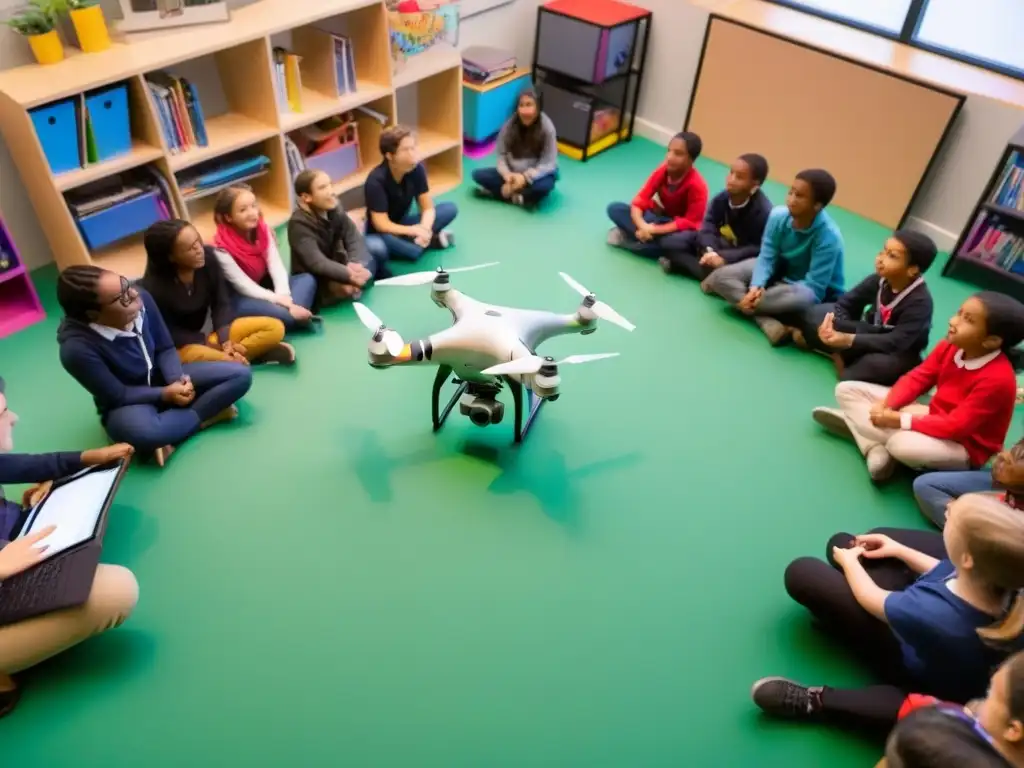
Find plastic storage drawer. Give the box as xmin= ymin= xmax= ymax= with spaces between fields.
xmin=29 ymin=98 xmax=81 ymax=175
xmin=84 ymin=83 xmax=133 ymax=162
xmin=76 ymin=191 xmax=166 ymax=251
xmin=305 ymin=143 xmax=360 ymax=182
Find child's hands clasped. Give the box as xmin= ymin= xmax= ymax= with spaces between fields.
xmin=818 ymin=312 xmax=855 ymax=349
xmin=854 ymin=533 xmax=903 ymax=560
xmin=737 ymin=287 xmax=764 ymax=314
xmin=831 ymin=545 xmax=865 ymax=571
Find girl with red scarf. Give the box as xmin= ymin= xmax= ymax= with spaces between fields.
xmin=212 ymin=185 xmax=318 ymax=332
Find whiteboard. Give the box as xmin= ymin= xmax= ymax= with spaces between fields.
xmin=459 ymin=0 xmax=515 ymax=19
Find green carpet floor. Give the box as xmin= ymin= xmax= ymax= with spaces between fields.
xmin=0 ymin=139 xmax=985 ymax=766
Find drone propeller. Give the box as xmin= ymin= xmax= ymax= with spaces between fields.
xmin=559 ymin=272 xmax=636 ymax=332
xmin=375 ymin=262 xmax=500 ymax=287
xmin=482 ymin=352 xmax=620 ymax=376
xmin=353 ymin=302 xmax=404 ymax=357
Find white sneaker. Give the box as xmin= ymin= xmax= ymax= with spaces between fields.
xmin=511 ymin=193 xmax=524 ymax=206
xmin=757 ymin=317 xmax=789 ymax=346
xmin=812 ymin=407 xmax=853 ymax=440
xmin=434 ymin=231 xmax=454 ymax=249
xmin=866 ymin=445 xmax=896 ymax=482
xmin=607 ymin=227 xmax=625 ymax=246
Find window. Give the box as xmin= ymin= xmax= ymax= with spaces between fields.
xmin=765 ymin=0 xmax=1024 ymax=80
xmin=914 ymin=0 xmax=1024 ymax=77
xmin=770 ymin=0 xmax=914 ymax=34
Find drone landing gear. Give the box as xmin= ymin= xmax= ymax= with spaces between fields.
xmin=431 ymin=365 xmax=545 ymax=444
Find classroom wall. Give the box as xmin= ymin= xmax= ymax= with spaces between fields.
xmin=0 ymin=0 xmax=542 ymax=270
xmin=627 ymin=0 xmax=1024 ymax=250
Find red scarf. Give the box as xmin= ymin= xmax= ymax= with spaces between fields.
xmin=213 ymin=217 xmax=271 ymax=284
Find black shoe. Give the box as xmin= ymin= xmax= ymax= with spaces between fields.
xmin=751 ymin=677 xmax=824 ymax=719
xmin=0 ymin=680 xmax=21 ymax=719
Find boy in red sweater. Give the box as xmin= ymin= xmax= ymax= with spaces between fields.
xmin=605 ymin=131 xmax=708 ymax=259
xmin=810 ymin=291 xmax=1024 ymax=482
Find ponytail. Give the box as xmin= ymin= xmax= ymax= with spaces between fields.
xmin=979 ymin=589 xmax=1024 ymax=644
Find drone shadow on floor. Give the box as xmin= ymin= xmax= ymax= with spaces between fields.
xmin=342 ymin=426 xmax=640 ymax=527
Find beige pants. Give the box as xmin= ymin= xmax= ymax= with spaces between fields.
xmin=0 ymin=565 xmax=138 ymax=674
xmin=835 ymin=380 xmax=970 ymax=470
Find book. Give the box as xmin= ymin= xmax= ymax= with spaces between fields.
xmin=960 ymin=211 xmax=1024 ymax=273
xmin=989 ymin=150 xmax=1024 ymax=211
xmin=146 ymin=72 xmax=209 ymax=154
xmin=273 ymin=47 xmax=304 ymax=113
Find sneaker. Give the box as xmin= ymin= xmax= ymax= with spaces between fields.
xmin=607 ymin=227 xmax=625 ymax=246
xmin=262 ymin=342 xmax=296 ymax=365
xmin=757 ymin=317 xmax=790 ymax=346
xmin=658 ymin=256 xmax=672 ymax=274
xmin=867 ymin=445 xmax=896 ymax=482
xmin=812 ymin=407 xmax=853 ymax=440
xmin=201 ymin=405 xmax=239 ymax=430
xmin=473 ymin=186 xmax=493 ymax=199
xmin=433 ymin=231 xmax=454 ymax=249
xmin=751 ymin=677 xmax=824 ymax=720
xmin=510 ymin=193 xmax=525 ymax=206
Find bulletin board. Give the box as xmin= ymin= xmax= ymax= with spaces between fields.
xmin=685 ymin=16 xmax=966 ymax=228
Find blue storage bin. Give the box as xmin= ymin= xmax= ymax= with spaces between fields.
xmin=76 ymin=190 xmax=166 ymax=251
xmin=85 ymin=83 xmax=132 ymax=162
xmin=463 ymin=71 xmax=532 ymax=143
xmin=305 ymin=142 xmax=360 ymax=182
xmin=29 ymin=98 xmax=81 ymax=175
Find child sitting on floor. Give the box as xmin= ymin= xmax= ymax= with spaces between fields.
xmin=797 ymin=230 xmax=937 ymax=385
xmin=703 ymin=169 xmax=845 ymax=345
xmin=471 ymin=88 xmax=558 ymax=209
xmin=751 ymin=493 xmax=1024 ymax=737
xmin=605 ymin=131 xmax=708 ymax=259
xmin=659 ymin=153 xmax=772 ymax=281
xmin=811 ymin=291 xmax=1024 ymax=482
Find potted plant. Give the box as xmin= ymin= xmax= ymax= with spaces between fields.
xmin=4 ymin=0 xmax=63 ymax=65
xmin=64 ymin=0 xmax=109 ymax=53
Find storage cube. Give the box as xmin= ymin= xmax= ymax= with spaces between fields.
xmin=536 ymin=0 xmax=647 ymax=85
xmin=84 ymin=83 xmax=133 ymax=162
xmin=305 ymin=142 xmax=361 ymax=182
xmin=29 ymin=98 xmax=81 ymax=175
xmin=463 ymin=70 xmax=532 ymax=143
xmin=537 ymin=76 xmax=625 ymax=149
xmin=76 ymin=190 xmax=166 ymax=251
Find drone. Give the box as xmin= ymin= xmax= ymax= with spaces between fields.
xmin=352 ymin=263 xmax=635 ymax=443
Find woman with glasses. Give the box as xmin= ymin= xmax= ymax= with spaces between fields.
xmin=55 ymin=265 xmax=253 ymax=467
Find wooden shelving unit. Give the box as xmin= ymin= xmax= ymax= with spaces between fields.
xmin=0 ymin=214 xmax=45 ymax=339
xmin=0 ymin=0 xmax=463 ymax=279
xmin=943 ymin=123 xmax=1024 ymax=297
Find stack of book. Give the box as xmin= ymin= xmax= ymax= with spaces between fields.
xmin=961 ymin=211 xmax=1024 ymax=274
xmin=273 ymin=47 xmax=304 ymax=113
xmin=145 ymin=73 xmax=209 ymax=154
xmin=176 ymin=151 xmax=271 ymax=200
xmin=330 ymin=34 xmax=358 ymax=94
xmin=990 ymin=150 xmax=1024 ymax=211
xmin=462 ymin=46 xmax=517 ymax=86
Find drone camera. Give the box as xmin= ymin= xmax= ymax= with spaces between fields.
xmin=460 ymin=395 xmax=505 ymax=427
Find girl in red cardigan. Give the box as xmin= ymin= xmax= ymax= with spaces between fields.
xmin=811 ymin=291 xmax=1024 ymax=482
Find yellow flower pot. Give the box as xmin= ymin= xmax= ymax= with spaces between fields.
xmin=70 ymin=5 xmax=110 ymax=54
xmin=27 ymin=29 xmax=63 ymax=65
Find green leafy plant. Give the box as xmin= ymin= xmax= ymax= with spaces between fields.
xmin=3 ymin=0 xmax=60 ymax=35
xmin=65 ymin=0 xmax=98 ymax=9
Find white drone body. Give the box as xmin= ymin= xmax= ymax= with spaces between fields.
xmin=353 ymin=264 xmax=634 ymax=440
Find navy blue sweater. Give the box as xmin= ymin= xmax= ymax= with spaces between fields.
xmin=57 ymin=288 xmax=184 ymax=419
xmin=0 ymin=451 xmax=84 ymax=541
xmin=696 ymin=189 xmax=773 ymax=264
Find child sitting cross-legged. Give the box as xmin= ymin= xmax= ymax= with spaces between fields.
xmin=659 ymin=153 xmax=772 ymax=282
xmin=703 ymin=169 xmax=845 ymax=345
xmin=750 ymin=493 xmax=1024 ymax=739
xmin=605 ymin=131 xmax=708 ymax=259
xmin=796 ymin=230 xmax=937 ymax=385
xmin=812 ymin=291 xmax=1024 ymax=483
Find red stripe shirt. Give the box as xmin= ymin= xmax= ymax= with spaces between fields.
xmin=886 ymin=341 xmax=1017 ymax=467
xmin=631 ymin=164 xmax=708 ymax=231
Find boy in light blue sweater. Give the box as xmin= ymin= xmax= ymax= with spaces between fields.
xmin=704 ymin=168 xmax=845 ymax=345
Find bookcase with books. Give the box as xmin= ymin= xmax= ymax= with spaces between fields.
xmin=0 ymin=0 xmax=463 ymax=280
xmin=944 ymin=124 xmax=1024 ymax=293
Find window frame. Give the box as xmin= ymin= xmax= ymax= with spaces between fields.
xmin=762 ymin=0 xmax=1024 ymax=82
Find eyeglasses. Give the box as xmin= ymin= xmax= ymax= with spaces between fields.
xmin=107 ymin=276 xmax=137 ymax=308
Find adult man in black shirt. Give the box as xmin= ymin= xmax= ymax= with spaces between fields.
xmin=363 ymin=125 xmax=458 ymax=263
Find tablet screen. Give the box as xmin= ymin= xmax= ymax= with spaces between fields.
xmin=18 ymin=464 xmax=121 ymax=559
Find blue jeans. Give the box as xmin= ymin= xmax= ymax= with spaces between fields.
xmin=913 ymin=470 xmax=994 ymax=528
xmin=365 ymin=201 xmax=459 ymax=262
xmin=472 ymin=167 xmax=557 ymax=205
xmin=230 ymin=273 xmax=317 ymax=332
xmin=606 ymin=202 xmax=698 ymax=258
xmin=102 ymin=362 xmax=253 ymax=453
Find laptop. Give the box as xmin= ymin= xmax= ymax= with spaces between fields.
xmin=0 ymin=457 xmax=130 ymax=626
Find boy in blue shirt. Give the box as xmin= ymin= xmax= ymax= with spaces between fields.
xmin=704 ymin=169 xmax=845 ymax=345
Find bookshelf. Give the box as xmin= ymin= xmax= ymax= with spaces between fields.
xmin=0 ymin=0 xmax=463 ymax=279
xmin=0 ymin=214 xmax=45 ymax=339
xmin=943 ymin=123 xmax=1024 ymax=292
